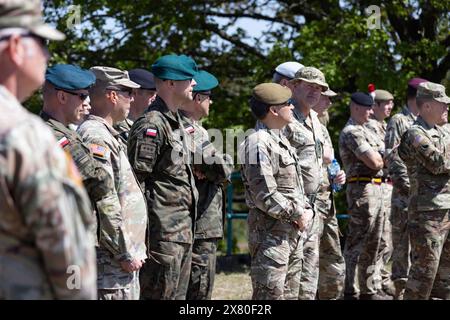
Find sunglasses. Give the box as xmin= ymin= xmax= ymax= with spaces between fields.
xmin=105 ymin=87 xmax=133 ymax=97
xmin=55 ymin=88 xmax=89 ymax=101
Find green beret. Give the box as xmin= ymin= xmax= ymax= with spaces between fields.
xmin=252 ymin=83 xmax=292 ymax=105
xmin=46 ymin=64 xmax=96 ymax=90
xmin=151 ymin=54 xmax=198 ymax=81
xmin=374 ymin=89 xmax=394 ymax=101
xmin=193 ymin=70 xmax=219 ymax=92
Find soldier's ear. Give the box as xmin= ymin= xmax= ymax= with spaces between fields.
xmin=56 ymin=90 xmax=67 ymax=104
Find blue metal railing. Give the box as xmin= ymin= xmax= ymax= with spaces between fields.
xmin=225 ymin=171 xmax=349 ymax=256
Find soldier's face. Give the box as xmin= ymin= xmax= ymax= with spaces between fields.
xmin=274 ymin=102 xmax=294 ymax=124
xmin=114 ymin=88 xmax=134 ymax=121
xmin=374 ymin=100 xmax=394 ymax=120
xmin=132 ymin=88 xmax=156 ymax=115
xmin=66 ymin=89 xmax=90 ymax=124
xmin=174 ymin=79 xmax=196 ymax=104
xmin=196 ymin=93 xmax=212 ymax=118
xmin=429 ymin=101 xmax=449 ymax=125
xmin=293 ymin=81 xmax=322 ymax=108
xmin=313 ymin=95 xmax=331 ymax=116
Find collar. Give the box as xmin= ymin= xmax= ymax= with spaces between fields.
xmin=86 ymin=114 xmax=121 ymax=137
xmin=39 ymin=110 xmax=76 ymax=136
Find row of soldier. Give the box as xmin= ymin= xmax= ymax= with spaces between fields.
xmin=1 ymin=0 xmax=450 ymax=301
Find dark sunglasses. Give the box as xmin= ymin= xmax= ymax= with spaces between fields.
xmin=105 ymin=87 xmax=133 ymax=97
xmin=55 ymin=88 xmax=89 ymax=101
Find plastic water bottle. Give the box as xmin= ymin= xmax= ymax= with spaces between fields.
xmin=328 ymin=159 xmax=342 ymax=192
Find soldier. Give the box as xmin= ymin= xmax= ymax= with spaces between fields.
xmin=127 ymin=54 xmax=199 ymax=300
xmin=398 ymin=82 xmax=450 ymax=300
xmin=0 ymin=0 xmax=96 ymax=299
xmin=272 ymin=61 xmax=304 ymax=87
xmin=385 ymin=77 xmax=428 ymax=299
xmin=312 ymin=89 xmax=346 ymax=300
xmin=285 ymin=67 xmax=345 ymax=299
xmin=77 ymin=66 xmax=147 ymax=300
xmin=364 ymin=89 xmax=395 ymax=297
xmin=40 ymin=64 xmax=113 ymax=220
xmin=238 ymin=83 xmax=313 ymax=299
xmin=181 ymin=70 xmax=233 ymax=299
xmin=114 ymin=68 xmax=156 ymax=141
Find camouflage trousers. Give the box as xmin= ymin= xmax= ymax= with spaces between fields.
xmin=376 ymin=182 xmax=393 ymax=292
xmin=404 ymin=209 xmax=450 ymax=300
xmin=249 ymin=226 xmax=303 ymax=300
xmin=139 ymin=240 xmax=192 ymax=300
xmin=390 ymin=190 xmax=410 ymax=296
xmin=98 ymin=271 xmax=140 ymax=300
xmin=317 ymin=194 xmax=346 ymax=300
xmin=298 ymin=204 xmax=321 ymax=300
xmin=186 ymin=239 xmax=218 ymax=300
xmin=344 ymin=182 xmax=384 ymax=296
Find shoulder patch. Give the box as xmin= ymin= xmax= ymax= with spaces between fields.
xmin=412 ymin=134 xmax=425 ymax=148
xmin=89 ymin=143 xmax=110 ymax=159
xmin=145 ymin=128 xmax=157 ymax=137
xmin=58 ymin=136 xmax=70 ymax=148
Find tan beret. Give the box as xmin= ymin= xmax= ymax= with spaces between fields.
xmin=252 ymin=83 xmax=292 ymax=105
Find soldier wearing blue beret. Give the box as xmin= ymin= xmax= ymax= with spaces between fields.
xmin=128 ymin=54 xmax=200 ymax=300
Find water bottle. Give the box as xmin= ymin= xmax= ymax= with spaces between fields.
xmin=328 ymin=159 xmax=342 ymax=192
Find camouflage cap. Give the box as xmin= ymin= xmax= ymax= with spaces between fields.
xmin=290 ymin=66 xmax=329 ymax=91
xmin=0 ymin=0 xmax=65 ymax=40
xmin=252 ymin=83 xmax=292 ymax=105
xmin=417 ymin=82 xmax=450 ymax=104
xmin=374 ymin=89 xmax=394 ymax=102
xmin=90 ymin=66 xmax=140 ymax=89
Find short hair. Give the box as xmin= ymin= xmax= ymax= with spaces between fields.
xmin=249 ymin=97 xmax=271 ymax=120
xmin=272 ymin=72 xmax=290 ymax=84
xmin=416 ymin=96 xmax=432 ymax=109
xmin=407 ymin=85 xmax=418 ymax=99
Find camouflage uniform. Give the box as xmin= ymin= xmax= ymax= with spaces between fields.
xmin=128 ymin=96 xmax=198 ymax=300
xmin=284 ymin=108 xmax=325 ymax=299
xmin=385 ymin=106 xmax=416 ymax=296
xmin=365 ymin=118 xmax=393 ymax=294
xmin=239 ymin=127 xmax=308 ymax=300
xmin=317 ymin=124 xmax=346 ymax=300
xmin=40 ymin=111 xmax=113 ymax=240
xmin=77 ymin=115 xmax=147 ymax=300
xmin=339 ymin=118 xmax=385 ymax=296
xmin=114 ymin=118 xmax=134 ymax=142
xmin=0 ymin=85 xmax=96 ymax=299
xmin=185 ymin=121 xmax=233 ymax=300
xmin=398 ymin=116 xmax=450 ymax=300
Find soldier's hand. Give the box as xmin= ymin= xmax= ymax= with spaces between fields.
xmin=120 ymin=258 xmax=143 ymax=273
xmin=193 ymin=167 xmax=207 ymax=180
xmin=295 ymin=208 xmax=314 ymax=232
xmin=333 ymin=170 xmax=346 ymax=185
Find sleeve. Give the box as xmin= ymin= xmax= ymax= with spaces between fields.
xmin=197 ymin=139 xmax=234 ymax=184
xmin=385 ymin=118 xmax=410 ymax=192
xmin=345 ymin=128 xmax=373 ymax=158
xmin=241 ymin=142 xmax=302 ymax=223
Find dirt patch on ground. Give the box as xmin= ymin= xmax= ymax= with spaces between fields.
xmin=212 ymin=270 xmax=252 ymax=300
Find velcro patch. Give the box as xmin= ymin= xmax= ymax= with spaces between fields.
xmin=185 ymin=125 xmax=195 ymax=134
xmin=145 ymin=128 xmax=157 ymax=137
xmin=89 ymin=144 xmax=109 ymax=159
xmin=58 ymin=136 xmax=70 ymax=148
xmin=412 ymin=135 xmax=425 ymax=148
xmin=139 ymin=143 xmax=156 ymax=160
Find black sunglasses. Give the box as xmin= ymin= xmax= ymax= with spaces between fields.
xmin=55 ymin=88 xmax=89 ymax=101
xmin=105 ymin=87 xmax=133 ymax=97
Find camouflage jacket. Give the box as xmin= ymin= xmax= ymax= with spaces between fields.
xmin=0 ymin=85 xmax=96 ymax=299
xmin=364 ymin=118 xmax=389 ymax=177
xmin=385 ymin=106 xmax=417 ymax=194
xmin=77 ymin=115 xmax=147 ymax=269
xmin=239 ymin=126 xmax=309 ymax=234
xmin=183 ymin=118 xmax=233 ymax=239
xmin=339 ymin=118 xmax=384 ymax=178
xmin=284 ymin=108 xmax=325 ymax=196
xmin=318 ymin=123 xmax=332 ymax=199
xmin=113 ymin=117 xmax=133 ymax=143
xmin=127 ymin=96 xmax=198 ymax=244
xmin=398 ymin=116 xmax=450 ymax=211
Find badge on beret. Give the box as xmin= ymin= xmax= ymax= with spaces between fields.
xmin=89 ymin=144 xmax=109 ymax=159
xmin=146 ymin=128 xmax=157 ymax=137
xmin=58 ymin=136 xmax=70 ymax=148
xmin=185 ymin=125 xmax=195 ymax=134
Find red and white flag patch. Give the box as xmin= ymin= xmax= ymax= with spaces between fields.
xmin=185 ymin=125 xmax=195 ymax=134
xmin=146 ymin=128 xmax=157 ymax=137
xmin=58 ymin=136 xmax=70 ymax=148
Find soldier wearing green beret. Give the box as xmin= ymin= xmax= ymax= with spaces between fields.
xmin=238 ymin=83 xmax=313 ymax=299
xmin=398 ymin=81 xmax=450 ymax=300
xmin=180 ymin=70 xmax=233 ymax=300
xmin=127 ymin=54 xmax=199 ymax=300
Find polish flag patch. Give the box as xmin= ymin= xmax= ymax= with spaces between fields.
xmin=146 ymin=128 xmax=157 ymax=137
xmin=185 ymin=125 xmax=195 ymax=134
xmin=58 ymin=136 xmax=70 ymax=148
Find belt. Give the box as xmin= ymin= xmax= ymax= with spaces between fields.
xmin=381 ymin=177 xmax=393 ymax=184
xmin=348 ymin=177 xmax=382 ymax=185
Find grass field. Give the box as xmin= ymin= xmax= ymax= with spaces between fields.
xmin=212 ymin=269 xmax=252 ymax=300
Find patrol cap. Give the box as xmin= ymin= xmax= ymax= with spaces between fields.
xmin=252 ymin=83 xmax=292 ymax=105
xmin=193 ymin=70 xmax=219 ymax=93
xmin=90 ymin=66 xmax=140 ymax=88
xmin=45 ymin=64 xmax=96 ymax=90
xmin=408 ymin=77 xmax=428 ymax=89
xmin=151 ymin=54 xmax=198 ymax=81
xmin=128 ymin=68 xmax=156 ymax=90
xmin=322 ymin=89 xmax=337 ymax=97
xmin=374 ymin=89 xmax=394 ymax=102
xmin=417 ymin=82 xmax=450 ymax=104
xmin=274 ymin=61 xmax=304 ymax=79
xmin=0 ymin=0 xmax=65 ymax=40
xmin=290 ymin=66 xmax=329 ymax=91
xmin=350 ymin=92 xmax=374 ymax=107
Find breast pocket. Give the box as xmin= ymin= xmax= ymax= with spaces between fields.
xmin=276 ymin=154 xmax=296 ymax=189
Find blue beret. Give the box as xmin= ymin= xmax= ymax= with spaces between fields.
xmin=151 ymin=54 xmax=198 ymax=81
xmin=351 ymin=92 xmax=374 ymax=107
xmin=128 ymin=68 xmax=156 ymax=90
xmin=46 ymin=64 xmax=96 ymax=90
xmin=193 ymin=70 xmax=219 ymax=92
